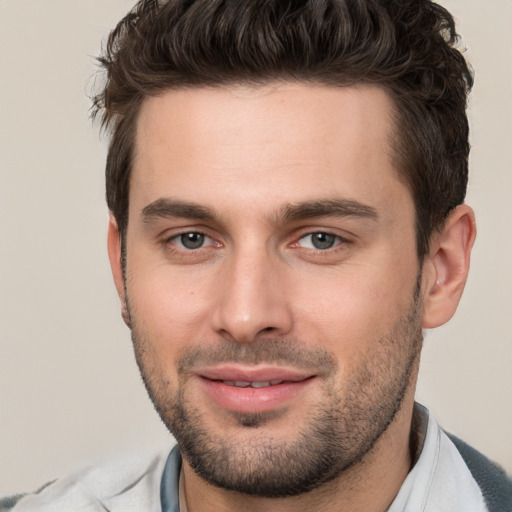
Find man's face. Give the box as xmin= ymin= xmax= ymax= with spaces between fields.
xmin=117 ymin=83 xmax=425 ymax=496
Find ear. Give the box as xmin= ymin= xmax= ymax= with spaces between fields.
xmin=107 ymin=215 xmax=131 ymax=328
xmin=422 ymin=205 xmax=476 ymax=328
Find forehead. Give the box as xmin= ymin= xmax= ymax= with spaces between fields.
xmin=131 ymin=83 xmax=409 ymax=221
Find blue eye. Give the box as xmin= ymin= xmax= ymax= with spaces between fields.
xmin=299 ymin=233 xmax=340 ymax=250
xmin=173 ymin=232 xmax=211 ymax=250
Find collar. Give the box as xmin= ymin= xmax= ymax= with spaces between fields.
xmin=388 ymin=403 xmax=488 ymax=511
xmin=160 ymin=404 xmax=488 ymax=512
xmin=161 ymin=445 xmax=182 ymax=512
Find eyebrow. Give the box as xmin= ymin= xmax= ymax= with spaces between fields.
xmin=142 ymin=198 xmax=215 ymax=223
xmin=141 ymin=197 xmax=378 ymax=224
xmin=275 ymin=199 xmax=378 ymax=224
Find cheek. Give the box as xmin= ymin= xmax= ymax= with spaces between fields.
xmin=291 ymin=261 xmax=418 ymax=356
xmin=126 ymin=266 xmax=215 ymax=354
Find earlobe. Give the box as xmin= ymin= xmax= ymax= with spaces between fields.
xmin=422 ymin=205 xmax=476 ymax=329
xmin=107 ymin=215 xmax=132 ymax=328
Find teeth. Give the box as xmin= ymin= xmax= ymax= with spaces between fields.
xmin=222 ymin=380 xmax=285 ymax=388
xmin=251 ymin=381 xmax=271 ymax=388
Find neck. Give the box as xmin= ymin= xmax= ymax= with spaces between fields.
xmin=181 ymin=395 xmax=416 ymax=512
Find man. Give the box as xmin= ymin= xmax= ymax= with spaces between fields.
xmin=2 ymin=0 xmax=510 ymax=511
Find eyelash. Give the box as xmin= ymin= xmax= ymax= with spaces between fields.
xmin=294 ymin=232 xmax=349 ymax=251
xmin=164 ymin=230 xmax=350 ymax=253
xmin=166 ymin=231 xmax=218 ymax=251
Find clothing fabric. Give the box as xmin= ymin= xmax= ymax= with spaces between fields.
xmin=1 ymin=451 xmax=169 ymax=512
xmin=2 ymin=405 xmax=510 ymax=512
xmin=387 ymin=404 xmax=508 ymax=512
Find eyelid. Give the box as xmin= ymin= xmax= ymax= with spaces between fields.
xmin=297 ymin=232 xmax=346 ymax=249
xmin=291 ymin=226 xmax=352 ymax=244
xmin=160 ymin=226 xmax=352 ymax=251
xmin=172 ymin=232 xmax=211 ymax=249
xmin=163 ymin=227 xmax=221 ymax=249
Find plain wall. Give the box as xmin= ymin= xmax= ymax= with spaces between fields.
xmin=1 ymin=0 xmax=511 ymax=495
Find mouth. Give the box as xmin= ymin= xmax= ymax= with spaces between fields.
xmin=195 ymin=365 xmax=317 ymax=414
xmin=215 ymin=379 xmax=297 ymax=388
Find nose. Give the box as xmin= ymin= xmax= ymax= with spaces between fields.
xmin=211 ymin=247 xmax=294 ymax=343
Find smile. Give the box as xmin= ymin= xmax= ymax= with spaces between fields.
xmin=219 ymin=380 xmax=286 ymax=388
xmin=197 ymin=368 xmax=317 ymax=414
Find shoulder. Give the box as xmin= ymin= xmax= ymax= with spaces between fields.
xmin=446 ymin=432 xmax=512 ymax=512
xmin=0 ymin=449 xmax=171 ymax=512
xmin=393 ymin=404 xmax=511 ymax=512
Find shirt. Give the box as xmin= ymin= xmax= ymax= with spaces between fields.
xmin=2 ymin=404 xmax=507 ymax=511
xmin=388 ymin=404 xmax=488 ymax=511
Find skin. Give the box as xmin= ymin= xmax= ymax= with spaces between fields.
xmin=108 ymin=83 xmax=476 ymax=512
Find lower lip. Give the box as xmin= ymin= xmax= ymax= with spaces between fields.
xmin=198 ymin=377 xmax=315 ymax=414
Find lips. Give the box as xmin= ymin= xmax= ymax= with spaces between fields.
xmin=221 ymin=380 xmax=286 ymax=388
xmin=195 ymin=365 xmax=316 ymax=414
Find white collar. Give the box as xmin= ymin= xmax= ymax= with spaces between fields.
xmin=388 ymin=404 xmax=488 ymax=512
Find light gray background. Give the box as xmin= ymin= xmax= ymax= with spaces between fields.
xmin=1 ymin=0 xmax=511 ymax=495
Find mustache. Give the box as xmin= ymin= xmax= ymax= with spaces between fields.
xmin=176 ymin=338 xmax=338 ymax=377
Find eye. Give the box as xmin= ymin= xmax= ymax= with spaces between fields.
xmin=297 ymin=232 xmax=342 ymax=250
xmin=171 ymin=232 xmax=213 ymax=250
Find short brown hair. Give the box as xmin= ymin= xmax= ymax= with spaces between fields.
xmin=92 ymin=0 xmax=473 ymax=259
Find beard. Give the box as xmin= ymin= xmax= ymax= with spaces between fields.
xmin=128 ymin=279 xmax=423 ymax=498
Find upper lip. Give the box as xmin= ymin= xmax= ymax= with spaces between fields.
xmin=196 ymin=364 xmax=315 ymax=383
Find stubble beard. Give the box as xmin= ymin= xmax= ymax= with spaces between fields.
xmin=128 ymin=282 xmax=423 ymax=498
